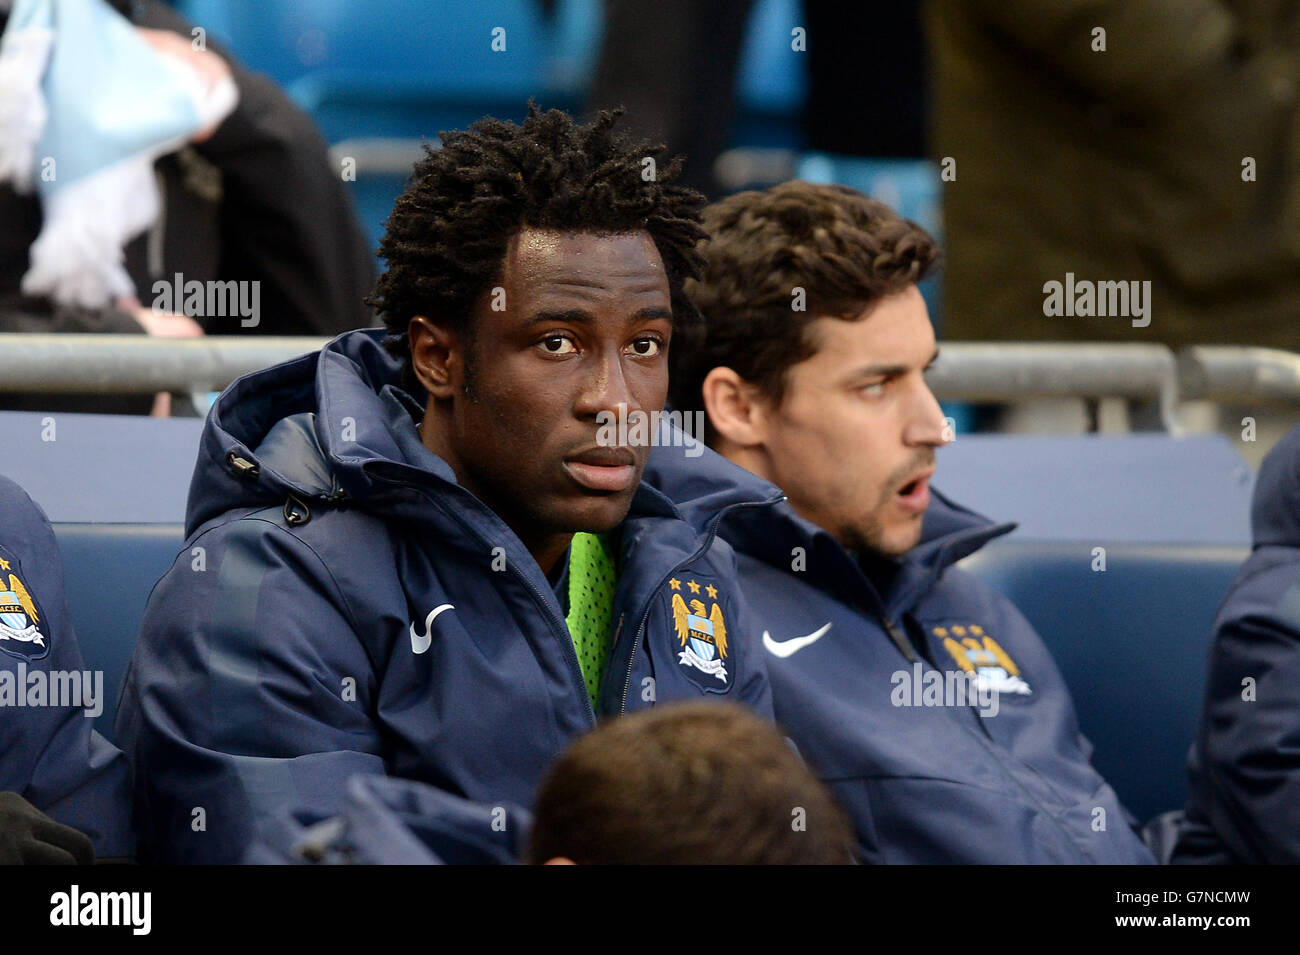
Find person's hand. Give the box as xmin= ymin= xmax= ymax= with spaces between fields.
xmin=0 ymin=791 xmax=95 ymax=864
xmin=133 ymin=307 xmax=206 ymax=339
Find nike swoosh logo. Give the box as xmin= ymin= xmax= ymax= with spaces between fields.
xmin=410 ymin=604 xmax=454 ymax=655
xmin=762 ymin=622 xmax=833 ymax=658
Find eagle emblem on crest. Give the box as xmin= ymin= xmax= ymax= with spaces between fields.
xmin=672 ymin=586 xmax=729 ymax=684
xmin=0 ymin=570 xmax=49 ymax=660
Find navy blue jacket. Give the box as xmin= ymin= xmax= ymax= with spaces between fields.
xmin=645 ymin=450 xmax=1155 ymax=864
xmin=0 ymin=475 xmax=133 ymax=858
xmin=1176 ymin=423 xmax=1300 ymax=864
xmin=115 ymin=329 xmax=776 ymax=863
xmin=245 ymin=775 xmax=530 ymax=865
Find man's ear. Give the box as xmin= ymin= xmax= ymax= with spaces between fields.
xmin=701 ymin=366 xmax=769 ymax=449
xmin=409 ymin=315 xmax=462 ymax=400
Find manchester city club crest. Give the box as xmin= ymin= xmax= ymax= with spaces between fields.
xmin=670 ymin=577 xmax=730 ymax=690
xmin=0 ymin=553 xmax=49 ymax=662
xmin=935 ymin=623 xmax=1032 ymax=696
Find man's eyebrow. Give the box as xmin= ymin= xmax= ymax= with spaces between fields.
xmin=633 ymin=306 xmax=673 ymax=321
xmin=522 ymin=306 xmax=672 ymax=327
xmin=847 ymin=349 xmax=941 ymax=380
xmin=523 ymin=309 xmax=594 ymax=328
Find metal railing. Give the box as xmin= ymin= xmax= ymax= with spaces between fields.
xmin=1 ymin=334 xmax=1298 ymax=418
xmin=927 ymin=342 xmax=1184 ymax=432
xmin=924 ymin=343 xmax=1179 ymax=401
xmin=0 ymin=335 xmax=329 ymax=394
xmin=1178 ymin=346 xmax=1300 ymax=407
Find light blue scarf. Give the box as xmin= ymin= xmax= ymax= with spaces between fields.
xmin=0 ymin=0 xmax=237 ymax=308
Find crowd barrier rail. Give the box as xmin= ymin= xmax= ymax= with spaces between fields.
xmin=4 ymin=335 xmax=1298 ymax=423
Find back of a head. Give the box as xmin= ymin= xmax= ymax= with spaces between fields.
xmin=527 ymin=702 xmax=854 ymax=864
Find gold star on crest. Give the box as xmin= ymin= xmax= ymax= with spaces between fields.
xmin=687 ymin=579 xmax=701 ymax=594
xmin=951 ymin=625 xmax=967 ymax=636
xmin=705 ymin=584 xmax=717 ymax=599
xmin=0 ymin=558 xmax=9 ymax=571
xmin=934 ymin=627 xmax=948 ymax=637
xmin=970 ymin=624 xmax=984 ymax=635
xmin=669 ymin=578 xmax=681 ymax=591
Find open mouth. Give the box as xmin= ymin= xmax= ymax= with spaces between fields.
xmin=895 ymin=471 xmax=933 ymax=512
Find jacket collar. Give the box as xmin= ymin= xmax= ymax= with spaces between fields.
xmin=642 ymin=440 xmax=1016 ymax=617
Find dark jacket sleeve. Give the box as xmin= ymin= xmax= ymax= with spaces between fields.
xmin=0 ymin=299 xmax=144 ymax=336
xmin=114 ymin=513 xmax=388 ymax=863
xmin=131 ymin=1 xmax=378 ymax=336
xmin=1186 ymin=553 xmax=1300 ymax=863
xmin=0 ymin=476 xmax=135 ymax=859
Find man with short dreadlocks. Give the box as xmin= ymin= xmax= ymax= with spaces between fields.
xmin=116 ymin=108 xmax=779 ymax=863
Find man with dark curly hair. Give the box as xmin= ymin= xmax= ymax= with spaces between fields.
xmin=115 ymin=107 xmax=779 ymax=863
xmin=649 ymin=181 xmax=1156 ymax=863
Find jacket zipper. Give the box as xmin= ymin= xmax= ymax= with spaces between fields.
xmin=516 ymin=566 xmax=598 ymax=728
xmin=880 ymin=616 xmax=917 ymax=663
xmin=618 ymin=495 xmax=785 ymax=713
xmin=950 ymin=708 xmax=1103 ymax=863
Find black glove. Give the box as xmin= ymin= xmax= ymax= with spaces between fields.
xmin=0 ymin=791 xmax=94 ymax=864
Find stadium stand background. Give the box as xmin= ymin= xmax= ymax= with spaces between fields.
xmin=172 ymin=0 xmax=819 ymax=248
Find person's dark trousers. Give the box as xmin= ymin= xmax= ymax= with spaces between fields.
xmin=587 ymin=0 xmax=756 ymax=198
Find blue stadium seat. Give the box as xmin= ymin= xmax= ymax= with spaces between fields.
xmin=960 ymin=538 xmax=1247 ymax=824
xmin=178 ymin=0 xmax=550 ymax=88
xmin=935 ymin=434 xmax=1254 ymax=546
xmin=733 ymin=0 xmax=809 ymax=149
xmin=178 ymin=0 xmax=810 ymax=240
xmin=178 ymin=0 xmax=569 ymax=142
xmin=1 ymin=410 xmax=202 ymax=740
xmin=53 ymin=524 xmax=185 ymax=742
xmin=180 ymin=0 xmax=807 ymax=146
xmin=940 ymin=434 xmax=1252 ymax=821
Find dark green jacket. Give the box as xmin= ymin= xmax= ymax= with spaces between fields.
xmin=927 ymin=0 xmax=1300 ymax=347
